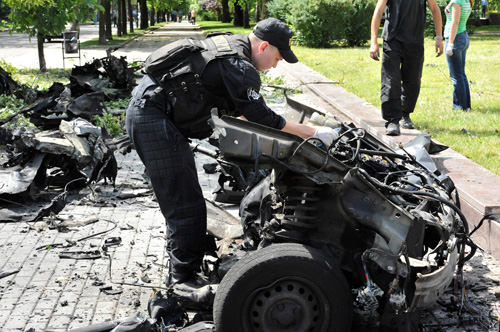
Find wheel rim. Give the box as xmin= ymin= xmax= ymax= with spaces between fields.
xmin=243 ymin=276 xmax=331 ymax=332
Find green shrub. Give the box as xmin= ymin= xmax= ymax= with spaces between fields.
xmin=93 ymin=111 xmax=125 ymax=137
xmin=0 ymin=95 xmax=32 ymax=129
xmin=345 ymin=0 xmax=377 ymax=46
xmin=201 ymin=11 xmax=219 ymax=21
xmin=266 ymin=0 xmax=293 ymax=24
xmin=289 ymin=0 xmax=375 ymax=48
xmin=290 ymin=0 xmax=350 ymax=48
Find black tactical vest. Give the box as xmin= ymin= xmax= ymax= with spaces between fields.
xmin=143 ymin=33 xmax=249 ymax=139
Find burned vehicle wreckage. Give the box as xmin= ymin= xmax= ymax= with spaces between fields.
xmin=0 ymin=54 xmax=135 ymax=222
xmin=198 ymin=108 xmax=476 ymax=332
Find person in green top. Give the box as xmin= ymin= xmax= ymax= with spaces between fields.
xmin=444 ymin=0 xmax=473 ymax=111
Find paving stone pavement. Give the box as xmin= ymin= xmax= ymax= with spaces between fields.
xmin=0 ymin=138 xmax=223 ymax=331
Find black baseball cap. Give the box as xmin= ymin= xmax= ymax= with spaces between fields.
xmin=253 ymin=18 xmax=298 ymax=63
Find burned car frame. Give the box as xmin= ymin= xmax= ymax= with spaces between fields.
xmin=205 ymin=109 xmax=474 ymax=332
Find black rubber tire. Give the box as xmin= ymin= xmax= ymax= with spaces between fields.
xmin=213 ymin=243 xmax=353 ymax=332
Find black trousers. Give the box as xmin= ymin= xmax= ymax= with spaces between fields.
xmin=381 ymin=39 xmax=424 ymax=125
xmin=126 ymin=77 xmax=206 ymax=277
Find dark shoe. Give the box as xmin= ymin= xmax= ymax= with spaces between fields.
xmin=172 ymin=283 xmax=217 ymax=310
xmin=171 ymin=274 xmax=215 ymax=310
xmin=173 ymin=273 xmax=210 ymax=290
xmin=166 ymin=269 xmax=210 ymax=288
xmin=385 ymin=122 xmax=400 ymax=136
xmin=165 ymin=270 xmax=191 ymax=287
xmin=400 ymin=115 xmax=415 ymax=129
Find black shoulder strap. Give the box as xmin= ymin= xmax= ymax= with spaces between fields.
xmin=203 ymin=34 xmax=239 ymax=58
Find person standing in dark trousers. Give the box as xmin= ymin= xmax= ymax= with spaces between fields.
xmin=370 ymin=0 xmax=444 ymax=136
xmin=126 ymin=18 xmax=339 ymax=290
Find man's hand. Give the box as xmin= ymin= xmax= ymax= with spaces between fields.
xmin=370 ymin=42 xmax=380 ymax=61
xmin=435 ymin=39 xmax=444 ymax=57
xmin=446 ymin=42 xmax=454 ymax=56
xmin=312 ymin=126 xmax=339 ymax=147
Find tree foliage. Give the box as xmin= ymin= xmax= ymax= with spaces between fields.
xmin=200 ymin=0 xmax=221 ymax=13
xmin=6 ymin=0 xmax=101 ymax=38
xmin=0 ymin=0 xmax=10 ymax=21
xmin=5 ymin=0 xmax=101 ymax=71
xmin=266 ymin=0 xmax=291 ymax=23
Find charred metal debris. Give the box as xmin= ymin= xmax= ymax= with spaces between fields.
xmin=0 ymin=53 xmax=139 ymax=223
xmin=191 ymin=107 xmax=489 ymax=331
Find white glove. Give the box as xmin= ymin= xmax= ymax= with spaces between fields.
xmin=312 ymin=126 xmax=339 ymax=147
xmin=446 ymin=42 xmax=454 ymax=56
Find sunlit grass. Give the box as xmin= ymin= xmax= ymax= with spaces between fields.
xmin=10 ymin=67 xmax=71 ymax=90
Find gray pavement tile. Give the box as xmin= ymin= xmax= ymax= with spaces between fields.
xmin=35 ymin=297 xmax=57 ymax=310
xmin=0 ymin=297 xmax=17 ymax=310
xmin=52 ymin=300 xmax=78 ymax=316
xmin=23 ymin=322 xmax=49 ymax=332
xmin=47 ymin=315 xmax=72 ymax=331
xmin=2 ymin=314 xmax=27 ymax=330
xmin=0 ymin=310 xmax=11 ymax=326
xmin=11 ymin=301 xmax=38 ymax=317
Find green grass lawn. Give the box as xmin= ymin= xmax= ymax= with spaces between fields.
xmin=198 ymin=21 xmax=500 ymax=177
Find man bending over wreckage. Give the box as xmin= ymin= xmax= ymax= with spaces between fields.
xmin=126 ymin=18 xmax=338 ymax=291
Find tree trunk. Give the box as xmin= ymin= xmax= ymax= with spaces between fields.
xmin=104 ymin=0 xmax=112 ymax=40
xmin=261 ymin=0 xmax=267 ymax=19
xmin=139 ymin=0 xmax=148 ymax=29
xmin=99 ymin=7 xmax=106 ymax=44
xmin=234 ymin=3 xmax=243 ymax=26
xmin=37 ymin=34 xmax=46 ymax=72
xmin=121 ymin=0 xmax=127 ymax=35
xmin=243 ymin=4 xmax=250 ymax=28
xmin=150 ymin=7 xmax=156 ymax=26
xmin=70 ymin=21 xmax=80 ymax=35
xmin=128 ymin=0 xmax=133 ymax=33
xmin=117 ymin=0 xmax=122 ymax=36
xmin=255 ymin=2 xmax=261 ymax=22
xmin=255 ymin=0 xmax=267 ymax=22
xmin=221 ymin=0 xmax=231 ymax=23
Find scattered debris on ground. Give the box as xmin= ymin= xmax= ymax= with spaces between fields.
xmin=1 ymin=54 xmax=139 ymax=225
